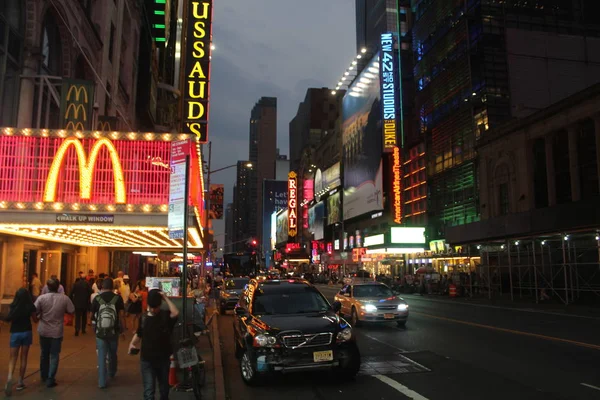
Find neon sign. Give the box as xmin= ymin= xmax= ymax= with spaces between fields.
xmin=392 ymin=146 xmax=402 ymax=224
xmin=288 ymin=171 xmax=298 ymax=237
xmin=43 ymin=137 xmax=126 ymax=204
xmin=182 ymin=0 xmax=213 ymax=142
xmin=380 ymin=32 xmax=398 ymax=152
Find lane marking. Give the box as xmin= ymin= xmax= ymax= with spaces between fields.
xmin=373 ymin=375 xmax=430 ymax=400
xmin=406 ymin=296 xmax=600 ymax=321
xmin=364 ymin=334 xmax=407 ymax=352
xmin=580 ymin=383 xmax=600 ymax=391
xmin=363 ymin=334 xmax=431 ymax=372
xmin=413 ymin=311 xmax=600 ymax=351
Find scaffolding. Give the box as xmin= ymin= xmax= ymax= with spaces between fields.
xmin=475 ymin=229 xmax=600 ymax=305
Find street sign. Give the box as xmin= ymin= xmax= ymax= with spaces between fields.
xmin=168 ymin=140 xmax=190 ymax=239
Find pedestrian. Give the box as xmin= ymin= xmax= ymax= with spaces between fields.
xmin=91 ymin=278 xmax=125 ymax=389
xmin=70 ymin=273 xmax=91 ymax=336
xmin=34 ymin=278 xmax=75 ymax=388
xmin=92 ymin=273 xmax=106 ymax=294
xmin=41 ymin=275 xmax=64 ymax=295
xmin=3 ymin=288 xmax=38 ymax=396
xmin=29 ymin=273 xmax=42 ymax=302
xmin=129 ymin=290 xmax=179 ymax=400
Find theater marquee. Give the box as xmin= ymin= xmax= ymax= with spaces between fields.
xmin=288 ymin=171 xmax=298 ymax=238
xmin=182 ymin=0 xmax=213 ymax=142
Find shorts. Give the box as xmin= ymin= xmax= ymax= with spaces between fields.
xmin=10 ymin=331 xmax=33 ymax=348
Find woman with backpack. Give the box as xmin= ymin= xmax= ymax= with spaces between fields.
xmin=3 ymin=288 xmax=38 ymax=396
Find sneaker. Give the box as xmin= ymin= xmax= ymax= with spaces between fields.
xmin=4 ymin=379 xmax=12 ymax=396
xmin=15 ymin=383 xmax=25 ymax=391
xmin=46 ymin=381 xmax=58 ymax=388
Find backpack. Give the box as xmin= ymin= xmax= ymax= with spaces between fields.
xmin=96 ymin=295 xmax=119 ymax=339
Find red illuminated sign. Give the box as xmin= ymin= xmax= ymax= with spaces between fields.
xmin=392 ymin=146 xmax=402 ymax=224
xmin=352 ymin=248 xmax=366 ymax=263
xmin=288 ymin=171 xmax=298 ymax=237
xmin=285 ymin=243 xmax=301 ymax=253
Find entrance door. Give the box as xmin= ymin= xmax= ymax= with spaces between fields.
xmin=39 ymin=251 xmax=61 ymax=284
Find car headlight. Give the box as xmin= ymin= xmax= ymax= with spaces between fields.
xmin=363 ymin=304 xmax=377 ymax=312
xmin=337 ymin=327 xmax=352 ymax=342
xmin=253 ymin=334 xmax=277 ymax=347
xmin=397 ymin=304 xmax=408 ymax=311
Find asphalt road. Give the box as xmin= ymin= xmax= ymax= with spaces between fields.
xmin=217 ymin=284 xmax=600 ymax=400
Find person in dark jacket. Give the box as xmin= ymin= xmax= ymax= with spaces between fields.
xmin=3 ymin=288 xmax=38 ymax=396
xmin=70 ymin=274 xmax=91 ymax=336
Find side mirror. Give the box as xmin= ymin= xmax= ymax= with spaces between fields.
xmin=332 ymin=301 xmax=342 ymax=313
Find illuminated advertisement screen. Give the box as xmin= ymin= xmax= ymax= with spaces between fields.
xmin=326 ymin=191 xmax=341 ymax=225
xmin=0 ymin=129 xmax=201 ymax=209
xmin=262 ymin=180 xmax=287 ymax=251
xmin=342 ymin=55 xmax=383 ymax=220
xmin=308 ymin=201 xmax=325 ymax=240
xmin=380 ymin=32 xmax=400 ymax=152
xmin=275 ymin=210 xmax=288 ymax=244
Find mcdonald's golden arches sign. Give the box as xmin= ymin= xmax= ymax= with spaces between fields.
xmin=60 ymin=79 xmax=95 ymax=131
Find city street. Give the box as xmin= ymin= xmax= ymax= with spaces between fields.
xmin=218 ymin=284 xmax=600 ymax=400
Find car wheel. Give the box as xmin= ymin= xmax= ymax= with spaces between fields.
xmin=396 ymin=321 xmax=406 ymax=328
xmin=351 ymin=307 xmax=361 ymax=327
xmin=240 ymin=349 xmax=260 ymax=386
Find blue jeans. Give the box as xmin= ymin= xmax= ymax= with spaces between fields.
xmin=96 ymin=337 xmax=118 ymax=388
xmin=141 ymin=360 xmax=170 ymax=400
xmin=39 ymin=336 xmax=62 ymax=385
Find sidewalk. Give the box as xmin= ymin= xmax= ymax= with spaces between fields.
xmin=0 ymin=315 xmax=218 ymax=400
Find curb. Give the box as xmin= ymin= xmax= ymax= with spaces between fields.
xmin=211 ymin=310 xmax=226 ymax=400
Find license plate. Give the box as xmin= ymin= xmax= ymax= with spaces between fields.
xmin=384 ymin=313 xmax=395 ymax=319
xmin=313 ymin=350 xmax=333 ymax=362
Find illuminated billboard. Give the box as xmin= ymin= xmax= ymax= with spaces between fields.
xmin=0 ymin=128 xmax=202 ymax=211
xmin=380 ymin=32 xmax=400 ymax=152
xmin=182 ymin=0 xmax=213 ymax=142
xmin=262 ymin=180 xmax=287 ymax=252
xmin=275 ymin=209 xmax=288 ymax=244
xmin=326 ymin=191 xmax=341 ymax=225
xmin=287 ymin=172 xmax=298 ymax=237
xmin=308 ymin=201 xmax=325 ymax=241
xmin=342 ymin=55 xmax=383 ymax=220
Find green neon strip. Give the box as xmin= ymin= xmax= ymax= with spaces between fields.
xmin=155 ymin=37 xmax=166 ymax=42
xmin=154 ymin=10 xmax=165 ymax=15
xmin=155 ymin=0 xmax=166 ymax=3
xmin=153 ymin=24 xmax=166 ymax=29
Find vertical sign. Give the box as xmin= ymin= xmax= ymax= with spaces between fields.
xmin=182 ymin=0 xmax=213 ymax=142
xmin=391 ymin=146 xmax=402 ymax=224
xmin=209 ymin=184 xmax=224 ymax=219
xmin=168 ymin=140 xmax=190 ymax=239
xmin=287 ymin=171 xmax=298 ymax=238
xmin=380 ymin=32 xmax=399 ymax=152
xmin=61 ymin=79 xmax=95 ymax=130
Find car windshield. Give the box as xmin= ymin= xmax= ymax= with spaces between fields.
xmin=252 ymin=288 xmax=330 ymax=315
xmin=353 ymin=285 xmax=393 ymax=298
xmin=226 ymin=279 xmax=249 ymax=289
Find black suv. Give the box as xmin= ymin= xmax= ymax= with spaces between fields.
xmin=233 ymin=279 xmax=361 ymax=385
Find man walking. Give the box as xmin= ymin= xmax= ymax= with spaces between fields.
xmin=129 ymin=290 xmax=179 ymax=400
xmin=34 ymin=278 xmax=75 ymax=388
xmin=91 ymin=278 xmax=125 ymax=389
xmin=70 ymin=272 xmax=91 ymax=336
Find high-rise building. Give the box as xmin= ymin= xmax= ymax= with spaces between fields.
xmin=224 ymin=203 xmax=234 ymax=252
xmin=249 ymin=97 xmax=277 ymax=254
xmin=275 ymin=150 xmax=290 ymax=181
xmin=412 ymin=0 xmax=600 ymax=241
xmin=232 ymin=161 xmax=254 ymax=252
xmin=355 ymin=0 xmax=406 ymax=53
xmin=289 ymin=88 xmax=343 ymax=171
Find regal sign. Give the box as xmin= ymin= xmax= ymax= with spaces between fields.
xmin=182 ymin=0 xmax=213 ymax=142
xmin=391 ymin=146 xmax=402 ymax=224
xmin=380 ymin=32 xmax=400 ymax=152
xmin=287 ymin=171 xmax=298 ymax=237
xmin=43 ymin=137 xmax=126 ymax=204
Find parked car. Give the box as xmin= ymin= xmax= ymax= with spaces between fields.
xmin=219 ymin=277 xmax=250 ymax=314
xmin=334 ymin=282 xmax=409 ymax=327
xmin=343 ymin=270 xmax=372 ymax=285
xmin=233 ymin=279 xmax=361 ymax=385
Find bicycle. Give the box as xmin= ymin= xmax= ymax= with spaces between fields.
xmin=176 ymin=325 xmax=205 ymax=399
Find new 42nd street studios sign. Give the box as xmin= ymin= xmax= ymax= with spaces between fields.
xmin=182 ymin=0 xmax=213 ymax=143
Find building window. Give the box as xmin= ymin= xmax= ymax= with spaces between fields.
xmin=0 ymin=0 xmax=24 ymax=126
xmin=40 ymin=12 xmax=62 ymax=75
